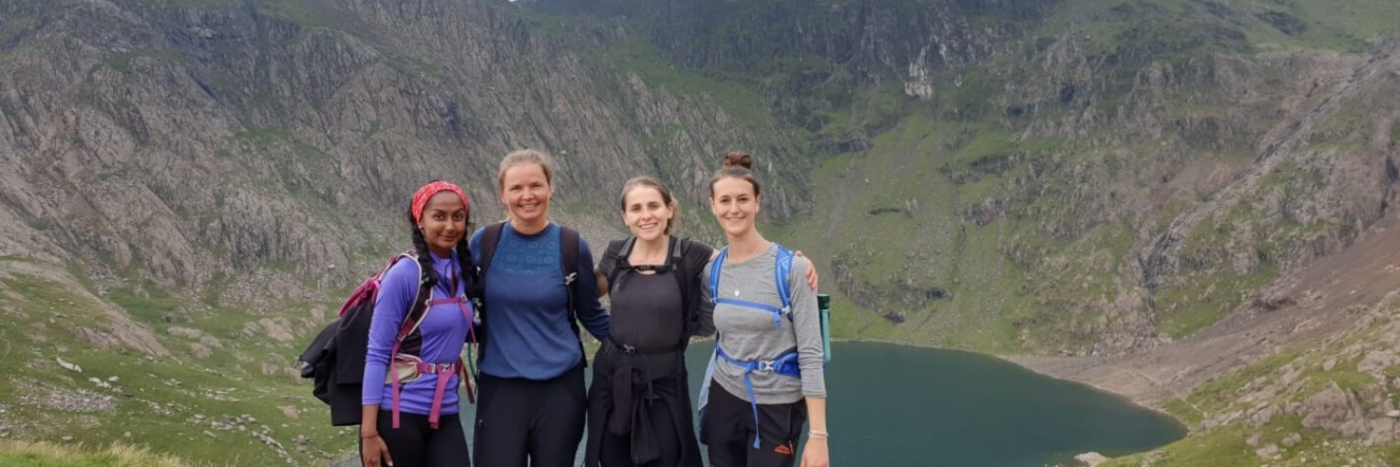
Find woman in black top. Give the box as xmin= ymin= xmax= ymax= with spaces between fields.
xmin=585 ymin=176 xmax=710 ymax=467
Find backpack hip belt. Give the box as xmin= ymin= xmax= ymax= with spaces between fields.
xmin=705 ymin=244 xmax=809 ymax=449
xmin=388 ymin=354 xmax=462 ymax=381
xmin=388 ymin=354 xmax=464 ymax=430
xmin=714 ymin=343 xmax=800 ymax=449
xmin=389 ymin=294 xmax=475 ymax=430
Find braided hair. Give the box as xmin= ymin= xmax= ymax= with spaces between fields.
xmin=406 ymin=208 xmax=481 ymax=299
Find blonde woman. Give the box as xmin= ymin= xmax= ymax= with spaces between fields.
xmin=470 ymin=150 xmax=610 ymax=467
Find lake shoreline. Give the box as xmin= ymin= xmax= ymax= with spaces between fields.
xmin=823 ymin=338 xmax=1191 ymax=431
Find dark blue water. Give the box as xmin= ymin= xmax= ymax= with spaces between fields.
xmin=460 ymin=341 xmax=1184 ymax=466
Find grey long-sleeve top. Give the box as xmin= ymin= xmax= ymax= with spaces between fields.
xmin=703 ymin=243 xmax=826 ymax=404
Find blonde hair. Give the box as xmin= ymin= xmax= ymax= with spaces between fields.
xmin=497 ymin=149 xmax=556 ymax=191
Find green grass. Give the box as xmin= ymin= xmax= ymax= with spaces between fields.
xmin=230 ymin=126 xmax=292 ymax=147
xmin=255 ymin=0 xmax=338 ymax=29
xmin=954 ymin=129 xmax=1012 ymax=167
xmin=1156 ymin=266 xmax=1280 ymax=338
xmin=360 ymin=121 xmax=382 ymax=142
xmin=505 ymin=1 xmax=582 ymax=39
xmin=107 ymin=282 xmax=184 ymax=325
xmin=386 ymin=57 xmax=444 ymax=79
xmin=1101 ymin=423 xmax=1255 ymax=467
xmin=0 ymin=273 xmax=348 ymax=466
xmin=0 ymin=440 xmax=201 ymax=467
xmin=1042 ymin=0 xmax=1397 ymax=56
xmin=1114 ymin=305 xmax=1400 ymax=466
xmin=597 ymin=38 xmax=782 ymax=140
xmin=126 ymin=0 xmax=238 ymax=6
xmin=766 ymin=110 xmax=1041 ymax=352
xmin=103 ymin=50 xmax=183 ymax=74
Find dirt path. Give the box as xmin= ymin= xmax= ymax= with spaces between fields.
xmin=1011 ymin=213 xmax=1400 ymax=408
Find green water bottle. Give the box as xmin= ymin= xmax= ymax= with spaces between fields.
xmin=818 ymin=293 xmax=831 ymax=363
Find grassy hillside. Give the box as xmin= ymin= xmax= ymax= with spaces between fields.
xmin=0 ymin=440 xmax=199 ymax=467
xmin=1103 ymin=293 xmax=1400 ymax=467
xmin=765 ymin=0 xmax=1400 ymax=354
xmin=1 ymin=0 xmax=1398 ymax=465
xmin=0 ymin=261 xmax=346 ymax=465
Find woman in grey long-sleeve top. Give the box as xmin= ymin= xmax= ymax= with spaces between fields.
xmin=700 ymin=152 xmax=830 ymax=467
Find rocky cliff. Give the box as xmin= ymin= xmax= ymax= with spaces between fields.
xmin=0 ymin=0 xmax=813 ymax=463
xmin=2 ymin=0 xmax=1400 ymax=464
xmin=0 ymin=0 xmax=814 ymax=300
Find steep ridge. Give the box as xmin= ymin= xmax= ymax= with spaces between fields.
xmin=0 ymin=0 xmax=807 ymax=296
xmin=1 ymin=0 xmax=1399 ymax=464
xmin=1017 ymin=210 xmax=1400 ymax=406
xmin=0 ymin=0 xmax=811 ymax=463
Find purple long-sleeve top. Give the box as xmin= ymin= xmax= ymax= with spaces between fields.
xmin=361 ymin=251 xmax=474 ymax=415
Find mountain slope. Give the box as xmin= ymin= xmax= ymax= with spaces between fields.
xmin=0 ymin=0 xmax=805 ymax=463
xmin=1 ymin=0 xmax=1399 ymax=464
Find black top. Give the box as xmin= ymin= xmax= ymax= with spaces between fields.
xmin=608 ymin=269 xmax=684 ymax=351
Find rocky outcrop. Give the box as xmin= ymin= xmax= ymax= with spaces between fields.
xmin=0 ymin=0 xmax=811 ymax=301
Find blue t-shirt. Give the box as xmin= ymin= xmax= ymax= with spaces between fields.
xmin=470 ymin=222 xmax=609 ymax=380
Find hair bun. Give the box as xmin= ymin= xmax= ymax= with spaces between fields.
xmin=723 ymin=151 xmax=753 ymax=170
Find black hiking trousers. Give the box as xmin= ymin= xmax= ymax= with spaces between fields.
xmin=702 ymin=382 xmax=808 ymax=467
xmin=359 ymin=410 xmax=470 ymax=467
xmin=472 ymin=362 xmax=587 ymax=467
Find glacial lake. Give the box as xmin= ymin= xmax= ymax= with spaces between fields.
xmin=456 ymin=341 xmax=1185 ymax=466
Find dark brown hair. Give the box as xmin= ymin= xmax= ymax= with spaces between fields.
xmin=709 ymin=151 xmax=760 ymax=197
xmin=620 ymin=176 xmax=677 ymax=235
xmin=406 ymin=182 xmax=479 ymax=299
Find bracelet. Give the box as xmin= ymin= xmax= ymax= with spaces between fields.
xmin=360 ymin=432 xmax=379 ymax=439
xmin=809 ymin=430 xmax=828 ymax=439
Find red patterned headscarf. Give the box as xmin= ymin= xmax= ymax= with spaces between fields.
xmin=411 ymin=181 xmax=470 ymax=224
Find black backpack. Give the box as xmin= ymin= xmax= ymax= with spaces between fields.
xmin=298 ymin=253 xmax=433 ymax=426
xmin=603 ymin=236 xmax=701 ymax=350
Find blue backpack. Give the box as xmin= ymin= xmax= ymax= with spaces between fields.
xmin=698 ymin=244 xmax=827 ymax=449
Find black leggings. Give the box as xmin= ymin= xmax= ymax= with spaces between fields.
xmin=702 ymin=383 xmax=807 ymax=467
xmin=360 ymin=410 xmax=470 ymax=467
xmin=473 ymin=363 xmax=586 ymax=467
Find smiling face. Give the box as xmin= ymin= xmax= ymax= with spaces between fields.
xmin=709 ymin=176 xmax=760 ymax=239
xmin=419 ymin=191 xmax=467 ymax=257
xmin=500 ymin=162 xmax=552 ymax=227
xmin=622 ymin=185 xmax=675 ymax=241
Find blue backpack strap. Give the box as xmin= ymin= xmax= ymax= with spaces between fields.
xmin=712 ymin=246 xmax=791 ymax=330
xmin=706 ymin=244 xmax=804 ymax=449
xmin=715 ymin=344 xmax=801 ymax=449
xmin=709 ymin=246 xmax=726 ymax=308
xmin=773 ymin=244 xmax=794 ymax=322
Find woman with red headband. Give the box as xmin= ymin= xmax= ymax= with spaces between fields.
xmin=360 ymin=181 xmax=479 ymax=467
